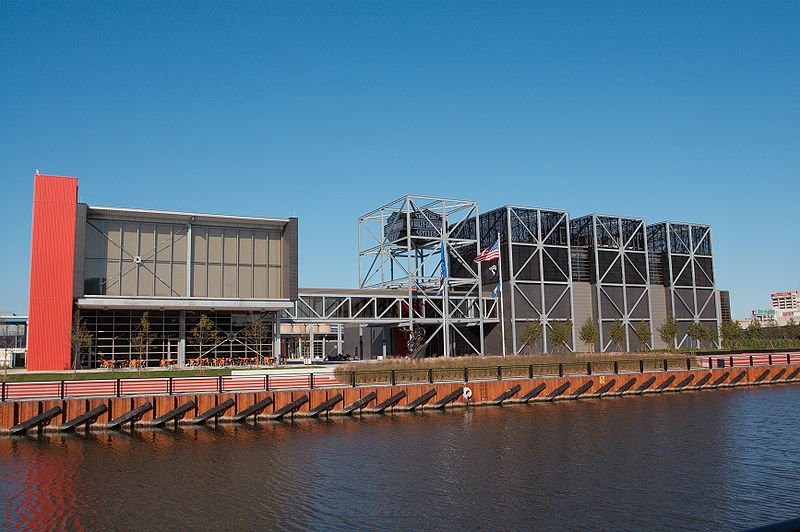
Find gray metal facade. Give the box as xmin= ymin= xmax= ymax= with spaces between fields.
xmin=647 ymin=222 xmax=720 ymax=349
xmin=476 ymin=206 xmax=574 ymax=354
xmin=571 ymin=215 xmax=653 ymax=352
xmin=289 ymin=199 xmax=722 ymax=356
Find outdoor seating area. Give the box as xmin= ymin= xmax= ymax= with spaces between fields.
xmin=186 ymin=356 xmax=276 ymax=367
xmin=100 ymin=358 xmax=149 ymax=369
xmin=98 ymin=356 xmax=277 ymax=369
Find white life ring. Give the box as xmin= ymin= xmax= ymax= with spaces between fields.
xmin=462 ymin=386 xmax=473 ymax=400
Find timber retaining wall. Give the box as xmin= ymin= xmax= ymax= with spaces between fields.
xmin=2 ymin=364 xmax=798 ymax=435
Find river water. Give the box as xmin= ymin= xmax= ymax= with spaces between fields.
xmin=1 ymin=385 xmax=799 ymax=531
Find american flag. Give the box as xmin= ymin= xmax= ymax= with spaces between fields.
xmin=474 ymin=240 xmax=500 ymax=263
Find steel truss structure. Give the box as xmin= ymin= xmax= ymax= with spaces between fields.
xmin=284 ymin=289 xmax=497 ymax=325
xmin=571 ymin=215 xmax=653 ymax=352
xmin=478 ymin=206 xmax=574 ymax=353
xmin=281 ymin=198 xmax=720 ymax=358
xmin=357 ymin=195 xmax=491 ymax=356
xmin=647 ymin=222 xmax=720 ymax=349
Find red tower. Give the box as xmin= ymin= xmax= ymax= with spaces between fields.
xmin=27 ymin=174 xmax=78 ymax=370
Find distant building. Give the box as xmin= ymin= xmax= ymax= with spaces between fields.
xmin=751 ymin=309 xmax=777 ymax=325
xmin=741 ymin=289 xmax=800 ymax=327
xmin=771 ymin=290 xmax=799 ymax=311
xmin=761 ymin=289 xmax=800 ymax=326
xmin=0 ymin=314 xmax=27 ymax=368
xmin=719 ymin=290 xmax=731 ymax=322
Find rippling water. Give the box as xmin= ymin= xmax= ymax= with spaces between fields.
xmin=2 ymin=385 xmax=799 ymax=531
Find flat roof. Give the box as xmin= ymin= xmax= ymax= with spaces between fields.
xmin=87 ymin=205 xmax=292 ymax=226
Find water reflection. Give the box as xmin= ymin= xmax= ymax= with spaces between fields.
xmin=1 ymin=386 xmax=799 ymax=530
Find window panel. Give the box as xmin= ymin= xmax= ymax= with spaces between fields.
xmin=223 ymin=264 xmax=237 ymax=297
xmin=172 ymin=262 xmax=186 ymax=297
xmin=85 ymin=222 xmax=108 ymax=259
xmin=269 ymin=266 xmax=282 ymax=298
xmin=207 ymin=264 xmax=222 ymax=298
xmin=223 ymin=232 xmax=238 ymax=265
xmin=207 ymin=228 xmax=223 ymax=263
xmin=172 ymin=228 xmax=188 ymax=262
xmin=139 ymin=224 xmax=155 ymax=256
xmin=192 ymin=263 xmax=207 ymax=297
xmin=105 ymin=260 xmax=121 ymax=295
xmin=138 ymin=265 xmax=155 ymax=296
xmin=239 ymin=230 xmax=253 ymax=264
xmin=254 ymin=233 xmax=268 ymax=266
xmin=155 ymin=262 xmax=172 ymax=297
xmin=254 ymin=265 xmax=268 ymax=298
xmin=122 ymin=223 xmax=139 ymax=256
xmin=238 ymin=265 xmax=253 ymax=298
xmin=192 ymin=231 xmax=207 ymax=263
xmin=268 ymin=232 xmax=282 ymax=266
xmin=84 ymin=258 xmax=107 ymax=295
xmin=105 ymin=221 xmax=122 ymax=260
xmin=120 ymin=261 xmax=137 ymax=296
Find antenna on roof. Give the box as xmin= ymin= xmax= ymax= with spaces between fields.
xmin=35 ymin=168 xmax=40 ymax=174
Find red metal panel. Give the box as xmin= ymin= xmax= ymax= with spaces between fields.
xmin=27 ymin=174 xmax=78 ymax=370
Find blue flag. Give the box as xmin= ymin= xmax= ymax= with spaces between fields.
xmin=492 ymin=282 xmax=501 ymax=299
xmin=438 ymin=244 xmax=448 ymax=295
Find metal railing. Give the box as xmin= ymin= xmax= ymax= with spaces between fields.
xmin=338 ymin=353 xmax=795 ymax=387
xmin=0 ymin=372 xmax=339 ymax=402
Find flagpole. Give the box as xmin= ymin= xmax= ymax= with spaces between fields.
xmin=497 ymin=232 xmax=507 ymax=357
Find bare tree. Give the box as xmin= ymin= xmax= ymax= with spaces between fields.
xmin=189 ymin=314 xmax=222 ymax=362
xmin=243 ymin=313 xmax=271 ymax=364
xmin=130 ymin=312 xmax=157 ymax=367
xmin=71 ymin=309 xmax=93 ymax=370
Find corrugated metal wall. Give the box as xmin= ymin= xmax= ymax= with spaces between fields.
xmin=27 ymin=174 xmax=77 ymax=370
xmin=650 ymin=286 xmax=669 ymax=349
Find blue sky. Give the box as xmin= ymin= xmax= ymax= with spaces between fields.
xmin=1 ymin=1 xmax=798 ymax=319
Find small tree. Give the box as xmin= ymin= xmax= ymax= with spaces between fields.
xmin=785 ymin=318 xmax=800 ymax=340
xmin=71 ymin=309 xmax=93 ymax=370
xmin=658 ymin=315 xmax=678 ymax=349
xmin=687 ymin=321 xmax=707 ymax=348
xmin=243 ymin=313 xmax=272 ymax=364
xmin=130 ymin=312 xmax=157 ymax=366
xmin=608 ymin=319 xmax=626 ymax=351
xmin=549 ymin=320 xmax=572 ymax=353
xmin=189 ymin=314 xmax=223 ymax=361
xmin=747 ymin=320 xmax=764 ymax=340
xmin=519 ymin=321 xmax=542 ymax=354
xmin=720 ymin=320 xmax=744 ymax=348
xmin=635 ymin=320 xmax=652 ymax=350
xmin=703 ymin=324 xmax=719 ymax=347
xmin=578 ymin=318 xmax=598 ymax=352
